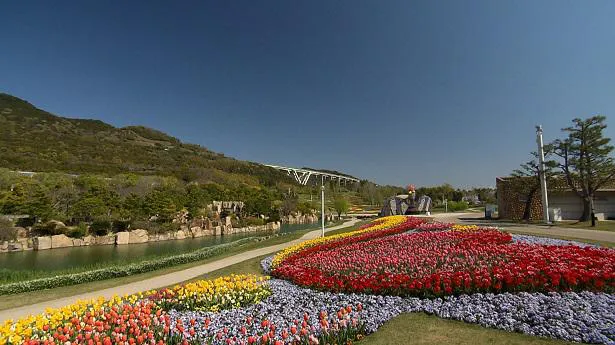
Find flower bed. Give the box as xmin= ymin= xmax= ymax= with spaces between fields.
xmin=271 ymin=215 xmax=421 ymax=268
xmin=3 ymin=218 xmax=615 ymax=345
xmin=171 ymin=276 xmax=615 ymax=345
xmin=0 ymin=275 xmax=271 ymax=345
xmin=273 ymin=229 xmax=615 ymax=296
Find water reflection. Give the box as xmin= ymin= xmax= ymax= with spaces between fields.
xmin=0 ymin=222 xmax=320 ymax=272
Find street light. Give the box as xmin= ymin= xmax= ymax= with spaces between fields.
xmin=536 ymin=125 xmax=550 ymax=224
xmin=321 ymin=176 xmax=325 ymax=237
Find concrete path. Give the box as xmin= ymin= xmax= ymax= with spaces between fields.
xmin=0 ymin=219 xmax=361 ymax=322
xmin=431 ymin=212 xmax=615 ymax=243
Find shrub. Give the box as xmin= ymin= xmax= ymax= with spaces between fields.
xmin=90 ymin=219 xmax=112 ymax=236
xmin=112 ymin=220 xmax=131 ymax=233
xmin=32 ymin=221 xmax=68 ymax=236
xmin=448 ymin=200 xmax=469 ymax=212
xmin=242 ymin=217 xmax=265 ymax=227
xmin=0 ymin=218 xmax=16 ymax=242
xmin=160 ymin=222 xmax=181 ymax=233
xmin=66 ymin=225 xmax=86 ymax=238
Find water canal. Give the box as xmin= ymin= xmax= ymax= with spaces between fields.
xmin=0 ymin=222 xmax=321 ymax=273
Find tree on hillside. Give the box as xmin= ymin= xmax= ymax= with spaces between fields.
xmin=333 ymin=197 xmax=349 ymax=218
xmin=549 ymin=116 xmax=615 ymax=225
xmin=510 ymin=151 xmax=555 ymax=221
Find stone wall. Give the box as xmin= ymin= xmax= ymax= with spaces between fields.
xmin=282 ymin=212 xmax=340 ymax=224
xmin=282 ymin=213 xmax=319 ymax=224
xmin=0 ymin=220 xmax=281 ymax=253
xmin=496 ymin=177 xmax=543 ymax=220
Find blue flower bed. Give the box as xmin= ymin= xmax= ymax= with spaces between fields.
xmin=511 ymin=234 xmax=597 ymax=247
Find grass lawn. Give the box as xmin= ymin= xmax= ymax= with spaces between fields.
xmin=357 ymin=313 xmax=575 ymax=345
xmin=553 ymin=220 xmax=615 ymax=232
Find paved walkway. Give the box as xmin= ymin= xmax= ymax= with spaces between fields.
xmin=432 ymin=212 xmax=615 ymax=243
xmin=0 ymin=219 xmax=361 ymax=322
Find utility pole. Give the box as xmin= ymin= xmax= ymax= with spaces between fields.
xmin=536 ymin=125 xmax=550 ymax=224
xmin=321 ymin=175 xmax=325 ymax=237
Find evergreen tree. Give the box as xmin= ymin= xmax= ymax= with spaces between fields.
xmin=550 ymin=116 xmax=615 ymax=225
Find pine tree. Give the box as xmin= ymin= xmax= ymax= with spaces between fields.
xmin=550 ymin=116 xmax=615 ymax=225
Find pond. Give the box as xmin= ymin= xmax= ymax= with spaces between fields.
xmin=0 ymin=222 xmax=321 ymax=273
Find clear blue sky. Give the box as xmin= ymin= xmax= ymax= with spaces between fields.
xmin=1 ymin=1 xmax=614 ymax=188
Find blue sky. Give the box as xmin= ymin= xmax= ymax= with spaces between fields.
xmin=1 ymin=1 xmax=614 ymax=188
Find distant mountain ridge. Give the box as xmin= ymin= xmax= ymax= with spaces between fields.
xmin=0 ymin=93 xmax=296 ymax=187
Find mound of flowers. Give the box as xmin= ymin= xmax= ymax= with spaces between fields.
xmin=0 ymin=275 xmax=273 ymax=345
xmin=271 ymin=215 xmax=425 ymax=269
xmin=272 ymin=229 xmax=615 ymax=297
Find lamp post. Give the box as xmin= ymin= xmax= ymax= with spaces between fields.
xmin=321 ymin=176 xmax=325 ymax=237
xmin=536 ymin=125 xmax=550 ymax=224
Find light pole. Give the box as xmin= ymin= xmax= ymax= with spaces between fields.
xmin=321 ymin=176 xmax=325 ymax=237
xmin=536 ymin=125 xmax=550 ymax=224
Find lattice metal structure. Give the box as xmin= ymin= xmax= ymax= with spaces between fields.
xmin=264 ymin=164 xmax=360 ymax=186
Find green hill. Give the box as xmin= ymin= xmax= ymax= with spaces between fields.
xmin=0 ymin=93 xmax=290 ymax=187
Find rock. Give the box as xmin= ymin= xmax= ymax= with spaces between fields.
xmin=175 ymin=230 xmax=187 ymax=240
xmin=191 ymin=226 xmax=203 ymax=238
xmin=14 ymin=227 xmax=28 ymax=239
xmin=8 ymin=242 xmax=22 ymax=251
xmin=51 ymin=234 xmax=74 ymax=248
xmin=116 ymin=232 xmax=130 ymax=245
xmin=0 ymin=241 xmax=7 ymax=251
xmin=213 ymin=226 xmax=221 ymax=236
xmin=225 ymin=216 xmax=232 ymax=227
xmin=73 ymin=238 xmax=85 ymax=246
xmin=158 ymin=233 xmax=170 ymax=241
xmin=48 ymin=220 xmax=66 ymax=228
xmin=20 ymin=238 xmax=32 ymax=250
xmin=95 ymin=235 xmax=116 ymax=245
xmin=83 ymin=235 xmax=94 ymax=245
xmin=33 ymin=237 xmax=51 ymax=250
xmin=129 ymin=229 xmax=149 ymax=243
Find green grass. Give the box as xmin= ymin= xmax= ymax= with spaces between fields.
xmin=553 ymin=220 xmax=615 ymax=232
xmin=0 ymin=236 xmax=266 ymax=284
xmin=357 ymin=313 xmax=575 ymax=345
xmin=491 ymin=218 xmax=615 ymax=232
xmin=187 ymin=254 xmax=271 ymax=283
xmin=323 ymin=220 xmax=369 ymax=237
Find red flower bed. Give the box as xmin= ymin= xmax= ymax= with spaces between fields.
xmin=281 ymin=216 xmax=425 ymax=265
xmin=272 ymin=230 xmax=615 ymax=297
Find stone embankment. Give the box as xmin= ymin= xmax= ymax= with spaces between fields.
xmin=282 ymin=212 xmax=340 ymax=224
xmin=1 ymin=219 xmax=281 ymax=253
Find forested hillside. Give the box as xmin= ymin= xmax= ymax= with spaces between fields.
xmin=0 ymin=93 xmax=291 ymax=187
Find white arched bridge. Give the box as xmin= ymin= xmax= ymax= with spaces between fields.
xmin=264 ymin=164 xmax=360 ymax=186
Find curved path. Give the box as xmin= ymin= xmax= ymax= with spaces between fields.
xmin=431 ymin=212 xmax=615 ymax=243
xmin=0 ymin=219 xmax=361 ymax=322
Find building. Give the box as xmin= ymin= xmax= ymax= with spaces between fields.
xmin=496 ymin=177 xmax=615 ymax=221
